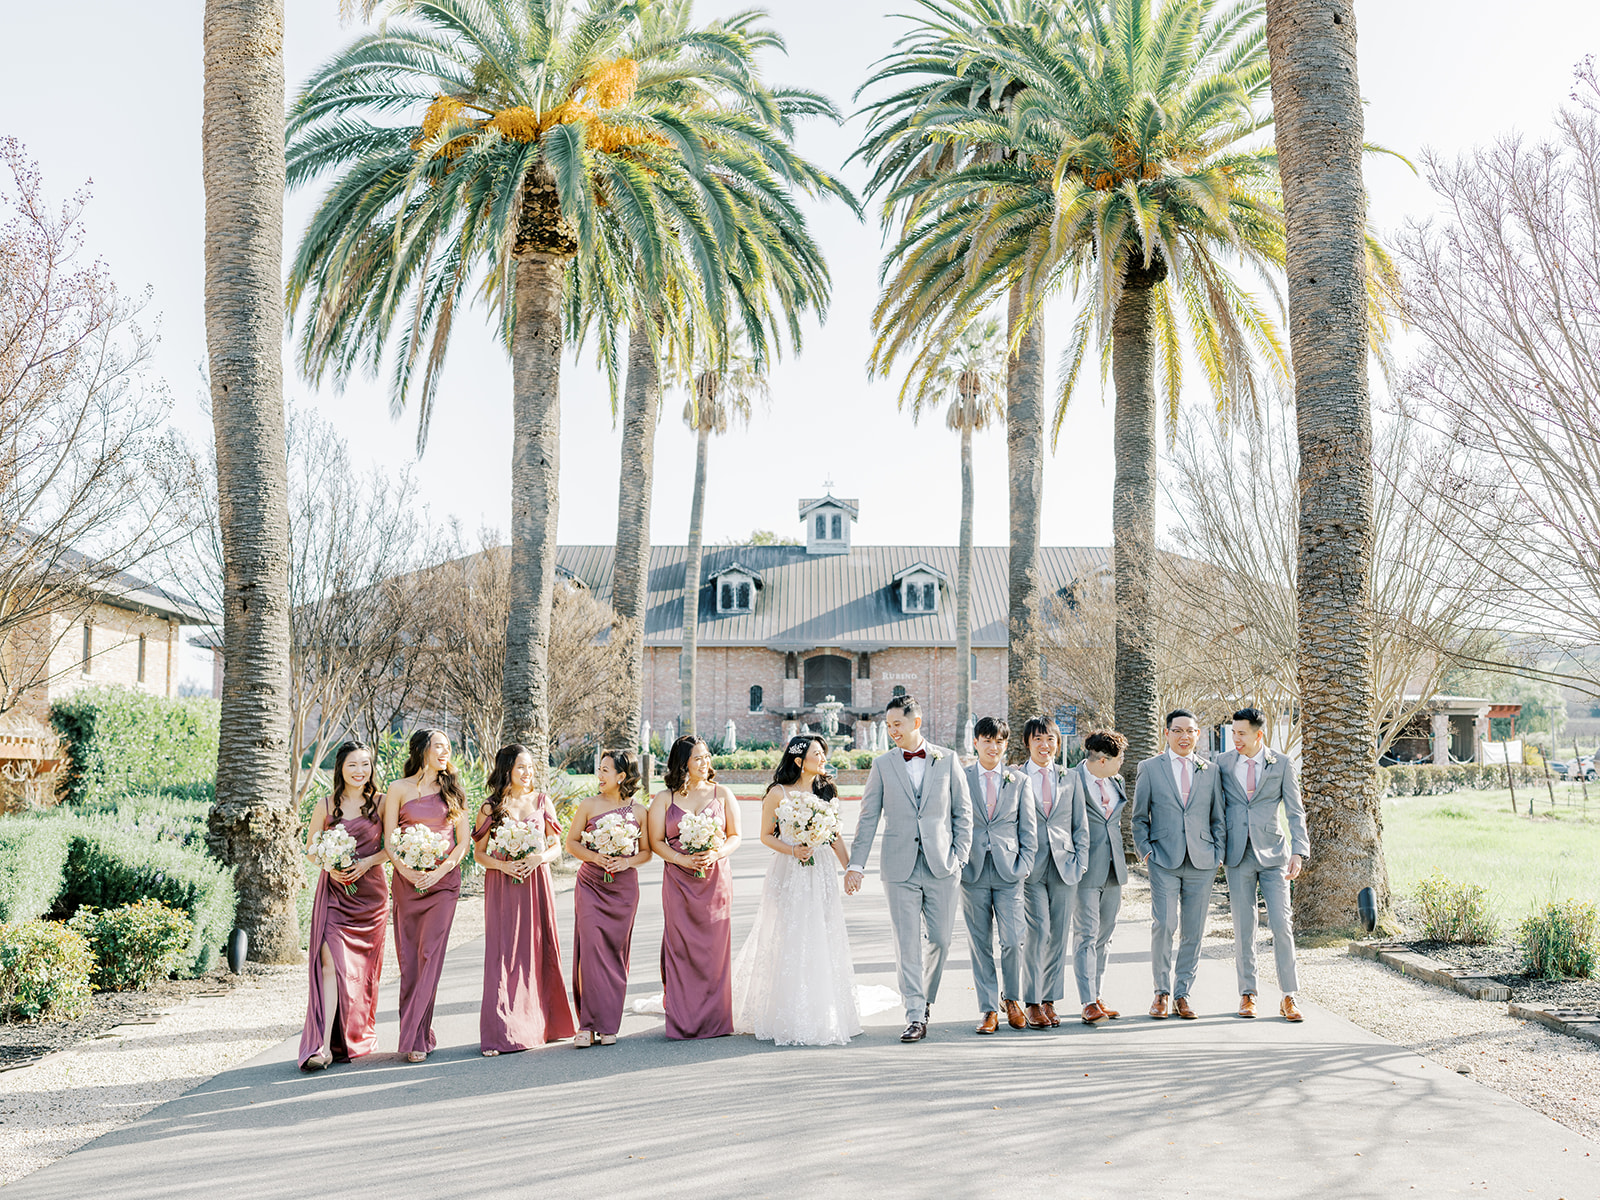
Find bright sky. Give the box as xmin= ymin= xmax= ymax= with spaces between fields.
xmin=5 ymin=0 xmax=1599 ymax=690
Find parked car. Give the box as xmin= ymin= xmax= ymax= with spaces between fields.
xmin=1551 ymin=756 xmax=1596 ymax=781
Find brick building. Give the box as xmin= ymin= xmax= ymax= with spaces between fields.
xmin=559 ymin=495 xmax=1108 ymax=749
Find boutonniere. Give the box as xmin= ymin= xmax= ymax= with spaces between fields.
xmin=931 ymin=750 xmax=943 ymax=762
xmin=1263 ymin=751 xmax=1278 ymax=766
xmin=1003 ymin=771 xmax=1016 ymax=784
xmin=1194 ymin=758 xmax=1211 ymax=771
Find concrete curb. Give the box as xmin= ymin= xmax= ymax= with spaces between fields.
xmin=1347 ymin=941 xmax=1513 ymax=1001
xmin=1508 ymin=1003 xmax=1600 ymax=1047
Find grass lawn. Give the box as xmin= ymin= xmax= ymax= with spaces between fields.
xmin=1383 ymin=785 xmax=1600 ymax=927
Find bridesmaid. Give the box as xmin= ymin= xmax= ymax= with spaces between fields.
xmin=563 ymin=748 xmax=653 ymax=1047
xmin=383 ymin=728 xmax=473 ymax=1063
xmin=648 ymin=734 xmax=741 ymax=1040
xmin=299 ymin=741 xmax=390 ymax=1070
xmin=473 ymin=743 xmax=575 ymax=1056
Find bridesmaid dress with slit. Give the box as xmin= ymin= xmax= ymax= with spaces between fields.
xmin=393 ymin=794 xmax=460 ymax=1055
xmin=572 ymin=803 xmax=643 ymax=1037
xmin=660 ymin=795 xmax=734 ymax=1039
xmin=478 ymin=795 xmax=576 ymax=1052
xmin=298 ymin=811 xmax=388 ymax=1067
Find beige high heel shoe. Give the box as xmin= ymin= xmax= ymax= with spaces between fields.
xmin=574 ymin=1030 xmax=594 ymax=1047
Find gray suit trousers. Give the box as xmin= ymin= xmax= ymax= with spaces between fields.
xmin=1024 ymin=867 xmax=1076 ymax=1004
xmin=1226 ymin=843 xmax=1300 ymax=995
xmin=1072 ymin=866 xmax=1122 ymax=1005
xmin=961 ymin=861 xmax=1027 ymax=1013
xmin=884 ymin=850 xmax=960 ymax=1023
xmin=1148 ymin=858 xmax=1213 ymax=998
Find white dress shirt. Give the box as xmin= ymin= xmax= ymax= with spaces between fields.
xmin=1167 ymin=749 xmax=1198 ymax=802
xmin=903 ymin=742 xmax=929 ymax=792
xmin=1024 ymin=759 xmax=1054 ymax=813
xmin=1233 ymin=746 xmax=1269 ymax=797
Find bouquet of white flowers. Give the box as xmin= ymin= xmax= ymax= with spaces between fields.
xmin=391 ymin=824 xmax=452 ymax=892
xmin=487 ymin=817 xmax=546 ymax=863
xmin=308 ymin=824 xmax=360 ymax=895
xmin=675 ymin=808 xmax=723 ymax=878
xmin=775 ymin=791 xmax=841 ymax=867
xmin=581 ymin=812 xmax=641 ymax=882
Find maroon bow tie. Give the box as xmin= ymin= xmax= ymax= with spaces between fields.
xmin=903 ymin=749 xmax=926 ymax=761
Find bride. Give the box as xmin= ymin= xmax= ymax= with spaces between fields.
xmin=732 ymin=735 xmax=863 ymax=1046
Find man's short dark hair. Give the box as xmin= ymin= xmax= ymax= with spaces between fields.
xmin=886 ymin=694 xmax=921 ymax=720
xmin=1232 ymin=707 xmax=1266 ymax=731
xmin=1165 ymin=709 xmax=1197 ymax=729
xmin=1083 ymin=730 xmax=1127 ymax=758
xmin=973 ymin=716 xmax=1009 ymax=742
xmin=1022 ymin=715 xmax=1058 ymax=744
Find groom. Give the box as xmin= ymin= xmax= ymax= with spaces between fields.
xmin=845 ymin=694 xmax=974 ymax=1043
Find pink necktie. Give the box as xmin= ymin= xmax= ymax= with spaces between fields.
xmin=1180 ymin=757 xmax=1192 ymax=807
xmin=1040 ymin=770 xmax=1053 ymax=817
xmin=1099 ymin=777 xmax=1113 ymax=818
xmin=985 ymin=772 xmax=998 ymax=820
xmin=1246 ymin=756 xmax=1257 ymax=799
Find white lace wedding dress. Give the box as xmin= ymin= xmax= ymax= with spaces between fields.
xmin=731 ymin=803 xmax=865 ymax=1047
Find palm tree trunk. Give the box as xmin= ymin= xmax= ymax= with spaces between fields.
xmin=1005 ymin=280 xmax=1045 ymax=727
xmin=1267 ymin=0 xmax=1388 ymax=929
xmin=603 ymin=307 xmax=659 ymax=751
xmin=956 ymin=420 xmax=974 ymax=747
xmin=201 ymin=0 xmax=301 ymax=964
xmin=1112 ymin=263 xmax=1166 ymax=856
xmin=679 ymin=423 xmax=711 ymax=737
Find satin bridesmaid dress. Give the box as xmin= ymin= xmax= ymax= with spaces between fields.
xmin=393 ymin=793 xmax=461 ymax=1055
xmin=660 ymin=795 xmax=734 ymax=1039
xmin=298 ymin=810 xmax=388 ymax=1067
xmin=572 ymin=803 xmax=643 ymax=1038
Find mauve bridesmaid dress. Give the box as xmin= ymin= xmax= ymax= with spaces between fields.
xmin=393 ymin=794 xmax=460 ymax=1055
xmin=660 ymin=795 xmax=734 ymax=1039
xmin=477 ymin=795 xmax=576 ymax=1052
xmin=298 ymin=810 xmax=388 ymax=1067
xmin=572 ymin=803 xmax=643 ymax=1037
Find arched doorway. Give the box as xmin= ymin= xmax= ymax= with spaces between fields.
xmin=804 ymin=654 xmax=852 ymax=708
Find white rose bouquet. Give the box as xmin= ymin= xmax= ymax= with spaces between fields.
xmin=487 ymin=817 xmax=546 ymax=863
xmin=675 ymin=808 xmax=724 ymax=878
xmin=775 ymin=792 xmax=840 ymax=866
xmin=308 ymin=824 xmax=360 ymax=896
xmin=581 ymin=812 xmax=641 ymax=882
xmin=391 ymin=824 xmax=452 ymax=892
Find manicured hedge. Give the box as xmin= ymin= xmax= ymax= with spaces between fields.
xmin=51 ymin=688 xmax=220 ymax=806
xmin=80 ymin=793 xmax=213 ymax=852
xmin=1381 ymin=762 xmax=1541 ymax=797
xmin=0 ymin=820 xmax=71 ymax=923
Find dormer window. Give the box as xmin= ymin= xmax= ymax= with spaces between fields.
xmin=711 ymin=562 xmax=761 ymax=614
xmin=892 ymin=562 xmax=949 ymax=615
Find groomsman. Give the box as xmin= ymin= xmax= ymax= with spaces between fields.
xmin=1133 ymin=710 xmax=1225 ymax=1020
xmin=961 ymin=717 xmax=1038 ymax=1034
xmin=1217 ymin=707 xmax=1310 ymax=1022
xmin=1072 ymin=729 xmax=1128 ymax=1024
xmin=1020 ymin=716 xmax=1089 ymax=1030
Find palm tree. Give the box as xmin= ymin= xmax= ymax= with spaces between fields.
xmin=201 ymin=0 xmax=301 ymax=962
xmin=677 ymin=331 xmax=768 ymax=736
xmin=1265 ymin=0 xmax=1388 ymax=927
xmin=286 ymin=0 xmax=844 ymax=776
xmin=917 ymin=317 xmax=1006 ymax=743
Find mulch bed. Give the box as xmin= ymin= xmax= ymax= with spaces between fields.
xmin=1408 ymin=940 xmax=1600 ymax=1011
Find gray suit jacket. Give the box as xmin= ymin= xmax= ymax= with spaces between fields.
xmin=849 ymin=741 xmax=974 ymax=883
xmin=1024 ymin=760 xmax=1090 ymax=885
xmin=1132 ymin=752 xmax=1225 ymax=871
xmin=1216 ymin=749 xmax=1310 ymax=868
xmin=962 ymin=763 xmax=1038 ymax=885
xmin=1079 ymin=763 xmax=1129 ymax=888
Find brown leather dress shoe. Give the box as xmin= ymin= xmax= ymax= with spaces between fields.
xmin=900 ymin=1021 xmax=928 ymax=1042
xmin=1081 ymin=1002 xmax=1108 ymax=1024
xmin=1096 ymin=998 xmax=1120 ymax=1019
xmin=1237 ymin=993 xmax=1257 ymax=1019
xmin=976 ymin=1011 xmax=1000 ymax=1035
xmin=1280 ymin=996 xmax=1304 ymax=1022
xmin=1042 ymin=1001 xmax=1061 ymax=1027
xmin=1174 ymin=996 xmax=1198 ymax=1019
xmin=1149 ymin=993 xmax=1171 ymax=1019
xmin=1004 ymin=1000 xmax=1028 ymax=1030
xmin=1025 ymin=1003 xmax=1052 ymax=1029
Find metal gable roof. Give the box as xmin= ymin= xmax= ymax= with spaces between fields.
xmin=556 ymin=543 xmax=1111 ymax=650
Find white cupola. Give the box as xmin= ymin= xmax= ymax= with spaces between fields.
xmin=798 ymin=494 xmax=859 ymax=555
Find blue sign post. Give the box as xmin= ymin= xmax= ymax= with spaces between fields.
xmin=1056 ymin=703 xmax=1079 ymax=738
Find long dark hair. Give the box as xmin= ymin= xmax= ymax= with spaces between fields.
xmin=483 ymin=743 xmax=534 ymax=828
xmin=600 ymin=748 xmax=642 ymax=800
xmin=330 ymin=741 xmax=382 ymax=823
xmin=772 ymin=734 xmax=837 ymax=802
xmin=664 ymin=735 xmax=714 ymax=794
xmin=403 ymin=728 xmax=468 ymax=821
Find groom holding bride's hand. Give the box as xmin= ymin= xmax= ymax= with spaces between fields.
xmin=845 ymin=695 xmax=973 ymax=1043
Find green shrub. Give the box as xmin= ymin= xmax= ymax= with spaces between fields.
xmin=1519 ymin=900 xmax=1598 ymax=979
xmin=69 ymin=899 xmax=192 ymax=991
xmin=78 ymin=793 xmax=213 ymax=852
xmin=1382 ymin=762 xmax=1539 ymax=797
xmin=51 ymin=688 xmax=220 ymax=806
xmin=60 ymin=823 xmax=236 ymax=976
xmin=0 ymin=820 xmax=71 ymax=923
xmin=1413 ymin=872 xmax=1499 ymax=944
xmin=0 ymin=920 xmax=93 ymax=1020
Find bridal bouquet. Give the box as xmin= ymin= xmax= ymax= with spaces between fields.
xmin=675 ymin=809 xmax=723 ymax=878
xmin=487 ymin=817 xmax=546 ymax=863
xmin=581 ymin=812 xmax=641 ymax=882
xmin=776 ymin=792 xmax=840 ymax=867
xmin=307 ymin=824 xmax=360 ymax=895
xmin=391 ymin=824 xmax=452 ymax=892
